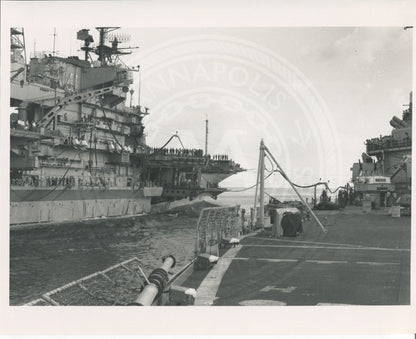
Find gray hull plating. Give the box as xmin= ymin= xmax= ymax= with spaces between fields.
xmin=10 ymin=198 xmax=151 ymax=225
xmin=9 ymin=187 xmax=163 ymax=225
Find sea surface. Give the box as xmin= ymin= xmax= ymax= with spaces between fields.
xmin=215 ymin=187 xmax=316 ymax=210
xmin=10 ymin=213 xmax=198 ymax=305
xmin=9 ymin=189 xmax=314 ymax=305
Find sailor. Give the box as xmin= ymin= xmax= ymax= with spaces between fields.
xmin=338 ymin=190 xmax=343 ymax=207
xmin=392 ymin=192 xmax=398 ymax=205
xmin=250 ymin=208 xmax=254 ymax=230
xmin=241 ymin=208 xmax=246 ymax=234
xmin=385 ymin=191 xmax=391 ymax=207
xmin=320 ymin=189 xmax=328 ymax=203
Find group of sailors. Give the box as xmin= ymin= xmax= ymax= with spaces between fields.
xmin=10 ymin=173 xmax=165 ymax=189
xmin=366 ymin=135 xmax=411 ymax=151
xmin=10 ymin=119 xmax=37 ymax=132
xmin=147 ymin=147 xmax=230 ymax=161
xmin=63 ymin=136 xmax=144 ymax=154
xmin=11 ymin=118 xmax=232 ymax=164
xmin=148 ymin=147 xmax=204 ymax=157
xmin=10 ymin=115 xmax=130 ymax=135
xmin=210 ymin=154 xmax=229 ymax=161
xmin=315 ymin=187 xmax=356 ymax=207
xmin=384 ymin=191 xmax=398 ymax=207
xmin=11 ymin=175 xmax=76 ymax=188
xmin=337 ymin=189 xmax=351 ymax=208
xmin=11 ymin=173 xmax=111 ymax=188
xmin=80 ymin=115 xmax=127 ymax=134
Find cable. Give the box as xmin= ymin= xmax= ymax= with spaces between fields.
xmin=224 ymin=163 xmax=347 ymax=196
xmin=264 ymin=154 xmax=274 ymax=173
xmin=151 ymin=133 xmax=186 ymax=155
xmin=226 ymin=171 xmax=277 ymax=193
xmin=264 ymin=191 xmax=282 ymax=203
xmin=99 ymin=101 xmax=123 ymax=149
xmin=272 ymin=168 xmax=347 ymax=193
xmin=11 ymin=147 xmax=82 ymax=201
xmin=324 ymin=183 xmax=348 ymax=194
xmin=176 ymin=134 xmax=185 ymax=149
xmin=54 ymin=147 xmax=68 ymax=157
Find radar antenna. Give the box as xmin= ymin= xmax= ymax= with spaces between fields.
xmin=78 ymin=27 xmax=139 ymax=66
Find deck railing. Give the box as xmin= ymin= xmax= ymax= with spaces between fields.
xmin=195 ymin=205 xmax=241 ymax=256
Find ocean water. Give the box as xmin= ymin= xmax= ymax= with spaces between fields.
xmin=10 ymin=214 xmax=198 ymax=305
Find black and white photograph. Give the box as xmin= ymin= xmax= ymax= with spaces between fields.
xmin=1 ymin=0 xmax=415 ymax=334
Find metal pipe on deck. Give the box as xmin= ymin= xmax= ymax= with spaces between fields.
xmin=131 ymin=255 xmax=176 ymax=306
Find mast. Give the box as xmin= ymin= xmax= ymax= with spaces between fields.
xmin=10 ymin=27 xmax=27 ymax=79
xmin=138 ymin=71 xmax=141 ymax=107
xmin=98 ymin=27 xmax=105 ymax=65
xmin=205 ymin=117 xmax=208 ymax=157
xmin=52 ymin=28 xmax=57 ymax=106
xmin=263 ymin=142 xmax=326 ymax=232
xmin=252 ymin=147 xmax=261 ymax=228
xmin=255 ymin=139 xmax=265 ymax=228
xmin=52 ymin=27 xmax=57 ymax=57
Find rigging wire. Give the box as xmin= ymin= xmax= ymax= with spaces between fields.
xmin=224 ymin=166 xmax=347 ymax=196
xmin=264 ymin=191 xmax=282 ymax=203
xmin=99 ymin=100 xmax=124 ymax=149
xmin=153 ymin=133 xmax=185 ymax=153
xmin=269 ymin=167 xmax=347 ymax=194
xmin=264 ymin=153 xmax=274 ymax=173
xmin=226 ymin=170 xmax=277 ymax=193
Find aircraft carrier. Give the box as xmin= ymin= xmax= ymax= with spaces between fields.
xmin=9 ymin=27 xmax=243 ymax=226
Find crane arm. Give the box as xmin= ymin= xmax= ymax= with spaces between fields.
xmin=36 ymin=86 xmax=115 ymax=128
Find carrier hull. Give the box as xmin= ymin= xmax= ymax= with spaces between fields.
xmin=10 ymin=187 xmax=163 ymax=225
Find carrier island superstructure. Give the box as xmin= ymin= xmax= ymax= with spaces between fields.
xmin=350 ymin=92 xmax=412 ymax=206
xmin=9 ymin=27 xmax=243 ymax=225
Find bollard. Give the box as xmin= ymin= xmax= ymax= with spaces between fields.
xmin=131 ymin=255 xmax=176 ymax=306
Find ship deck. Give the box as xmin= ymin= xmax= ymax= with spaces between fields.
xmin=179 ymin=206 xmax=411 ymax=306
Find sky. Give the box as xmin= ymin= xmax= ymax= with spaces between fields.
xmin=15 ymin=27 xmax=413 ymax=189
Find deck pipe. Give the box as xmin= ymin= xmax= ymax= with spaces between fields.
xmin=131 ymin=255 xmax=176 ymax=306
